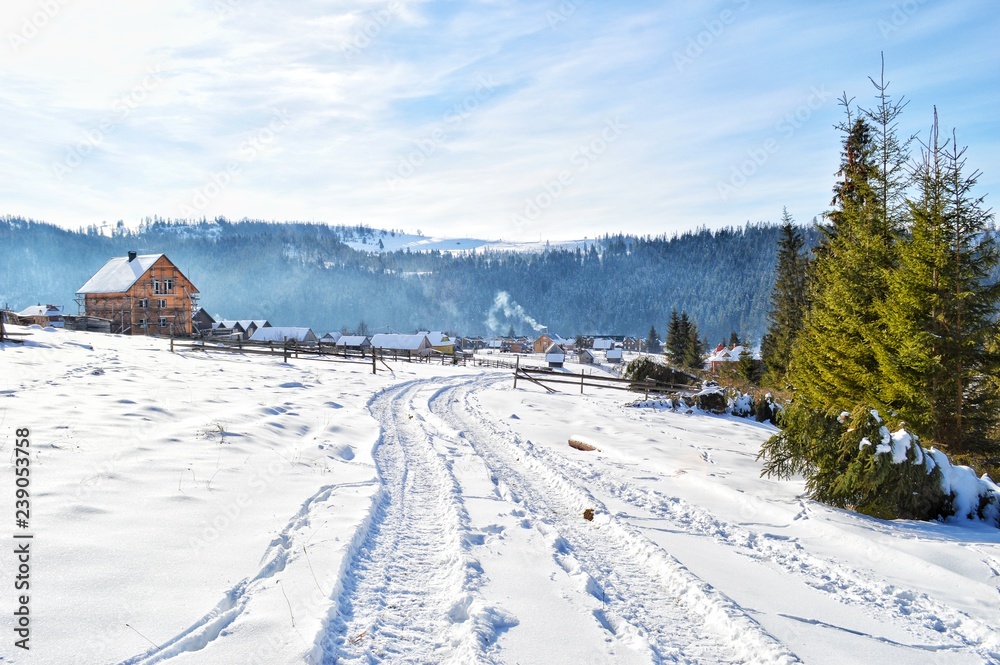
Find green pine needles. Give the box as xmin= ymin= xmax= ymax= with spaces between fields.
xmin=759 ymin=65 xmax=1000 ymax=522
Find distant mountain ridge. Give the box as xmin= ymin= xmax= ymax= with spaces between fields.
xmin=1 ymin=216 xmax=815 ymax=343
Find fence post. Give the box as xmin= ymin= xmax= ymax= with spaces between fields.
xmin=170 ymin=333 xmax=174 ymax=353
xmin=514 ymin=356 xmax=519 ymax=389
xmin=581 ymin=372 xmax=584 ymax=394
xmin=372 ymin=349 xmax=377 ymax=375
xmin=284 ymin=341 xmax=289 ymax=363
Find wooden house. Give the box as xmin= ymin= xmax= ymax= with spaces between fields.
xmin=320 ymin=332 xmax=342 ymax=346
xmin=249 ymin=326 xmax=317 ymax=344
xmin=592 ymin=337 xmax=614 ymax=351
xmin=509 ymin=340 xmax=530 ymax=354
xmin=218 ymin=319 xmax=271 ymax=340
xmin=371 ymin=333 xmax=432 ymax=358
xmin=534 ymin=333 xmax=568 ymax=354
xmin=606 ymin=347 xmax=623 ymax=363
xmin=16 ymin=304 xmax=64 ymax=328
xmin=546 ymin=342 xmax=566 ymax=368
xmin=192 ymin=308 xmax=215 ymax=335
xmin=76 ymin=253 xmax=199 ymax=336
xmin=419 ymin=331 xmax=454 ymax=354
xmin=335 ymin=335 xmax=372 ymax=354
xmin=622 ymin=337 xmax=645 ymax=352
xmin=578 ymin=348 xmax=596 ymax=364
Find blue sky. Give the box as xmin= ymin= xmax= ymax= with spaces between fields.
xmin=1 ymin=0 xmax=997 ymax=240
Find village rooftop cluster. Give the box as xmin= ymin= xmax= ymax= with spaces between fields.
xmin=3 ymin=251 xmax=752 ymax=370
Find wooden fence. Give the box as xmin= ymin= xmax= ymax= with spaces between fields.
xmin=513 ymin=364 xmax=696 ymax=397
xmin=170 ymin=337 xmax=471 ymax=373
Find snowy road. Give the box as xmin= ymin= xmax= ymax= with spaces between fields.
xmin=319 ymin=375 xmax=795 ymax=664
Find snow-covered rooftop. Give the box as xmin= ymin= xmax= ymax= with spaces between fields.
xmin=77 ymin=254 xmax=164 ymax=294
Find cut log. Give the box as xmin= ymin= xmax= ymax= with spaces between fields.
xmin=568 ymin=437 xmax=600 ymax=452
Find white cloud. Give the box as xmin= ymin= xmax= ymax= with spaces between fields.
xmin=0 ymin=0 xmax=998 ymax=237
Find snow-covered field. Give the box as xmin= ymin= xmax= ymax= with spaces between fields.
xmin=2 ymin=326 xmax=999 ymax=664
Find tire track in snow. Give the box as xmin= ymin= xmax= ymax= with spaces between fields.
xmin=426 ymin=375 xmax=798 ymax=665
xmin=319 ymin=379 xmax=507 ymax=664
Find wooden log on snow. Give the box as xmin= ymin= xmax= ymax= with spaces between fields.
xmin=568 ymin=437 xmax=600 ymax=452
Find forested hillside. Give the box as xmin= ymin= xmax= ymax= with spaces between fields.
xmin=1 ymin=217 xmax=815 ymax=343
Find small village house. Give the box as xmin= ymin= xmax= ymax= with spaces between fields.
xmin=16 ymin=304 xmax=65 ymax=328
xmin=606 ymin=347 xmax=623 ymax=363
xmin=320 ymin=331 xmax=343 ymax=346
xmin=534 ymin=332 xmax=569 ymax=354
xmin=419 ymin=331 xmax=454 ymax=354
xmin=592 ymin=338 xmax=614 ymax=351
xmin=546 ymin=342 xmax=566 ymax=368
xmin=192 ymin=308 xmax=215 ymax=335
xmin=578 ymin=348 xmax=596 ymax=364
xmin=371 ymin=333 xmax=433 ymax=358
xmin=218 ymin=319 xmax=271 ymax=340
xmin=335 ymin=335 xmax=373 ymax=354
xmin=249 ymin=326 xmax=317 ymax=344
xmin=76 ymin=252 xmax=199 ymax=335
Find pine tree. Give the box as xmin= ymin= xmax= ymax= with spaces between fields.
xmin=728 ymin=331 xmax=741 ymax=347
xmin=682 ymin=315 xmax=704 ymax=369
xmin=646 ymin=325 xmax=661 ymax=354
xmin=666 ymin=310 xmax=684 ymax=365
xmin=761 ymin=208 xmax=808 ymax=384
xmin=875 ymin=111 xmax=1000 ymax=456
xmin=762 ymin=81 xmax=909 ymax=492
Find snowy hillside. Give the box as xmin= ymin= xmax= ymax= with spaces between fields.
xmin=2 ymin=327 xmax=999 ymax=664
xmin=345 ymin=230 xmax=597 ymax=255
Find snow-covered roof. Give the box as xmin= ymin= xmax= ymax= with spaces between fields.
xmin=606 ymin=348 xmax=623 ymax=359
xmin=545 ymin=342 xmax=565 ymax=357
xmin=321 ymin=331 xmax=342 ymax=341
xmin=707 ymin=345 xmax=744 ymax=363
xmin=17 ymin=304 xmax=63 ymax=317
xmin=77 ymin=254 xmax=164 ymax=294
xmin=249 ymin=326 xmax=316 ymax=342
xmin=418 ymin=331 xmax=451 ymax=346
xmin=371 ymin=334 xmax=430 ymax=351
xmin=592 ymin=338 xmax=614 ymax=350
xmin=336 ymin=335 xmax=370 ymax=347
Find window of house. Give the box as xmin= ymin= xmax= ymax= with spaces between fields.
xmin=158 ymin=299 xmax=167 ymax=308
xmin=158 ymin=317 xmax=168 ymax=327
xmin=138 ymin=298 xmax=149 ymax=308
xmin=164 ymin=278 xmax=174 ymax=293
xmin=152 ymin=280 xmax=162 ymax=294
xmin=139 ymin=318 xmax=148 ymax=327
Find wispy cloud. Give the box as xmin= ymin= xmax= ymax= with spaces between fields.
xmin=0 ymin=0 xmax=998 ymax=237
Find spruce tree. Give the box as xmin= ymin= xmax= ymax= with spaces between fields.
xmin=666 ymin=310 xmax=684 ymax=365
xmin=875 ymin=111 xmax=1000 ymax=456
xmin=761 ymin=208 xmax=808 ymax=384
xmin=646 ymin=325 xmax=661 ymax=354
xmin=762 ymin=85 xmax=908 ymax=492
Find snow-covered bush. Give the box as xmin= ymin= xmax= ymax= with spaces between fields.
xmin=820 ymin=407 xmax=1000 ymax=524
